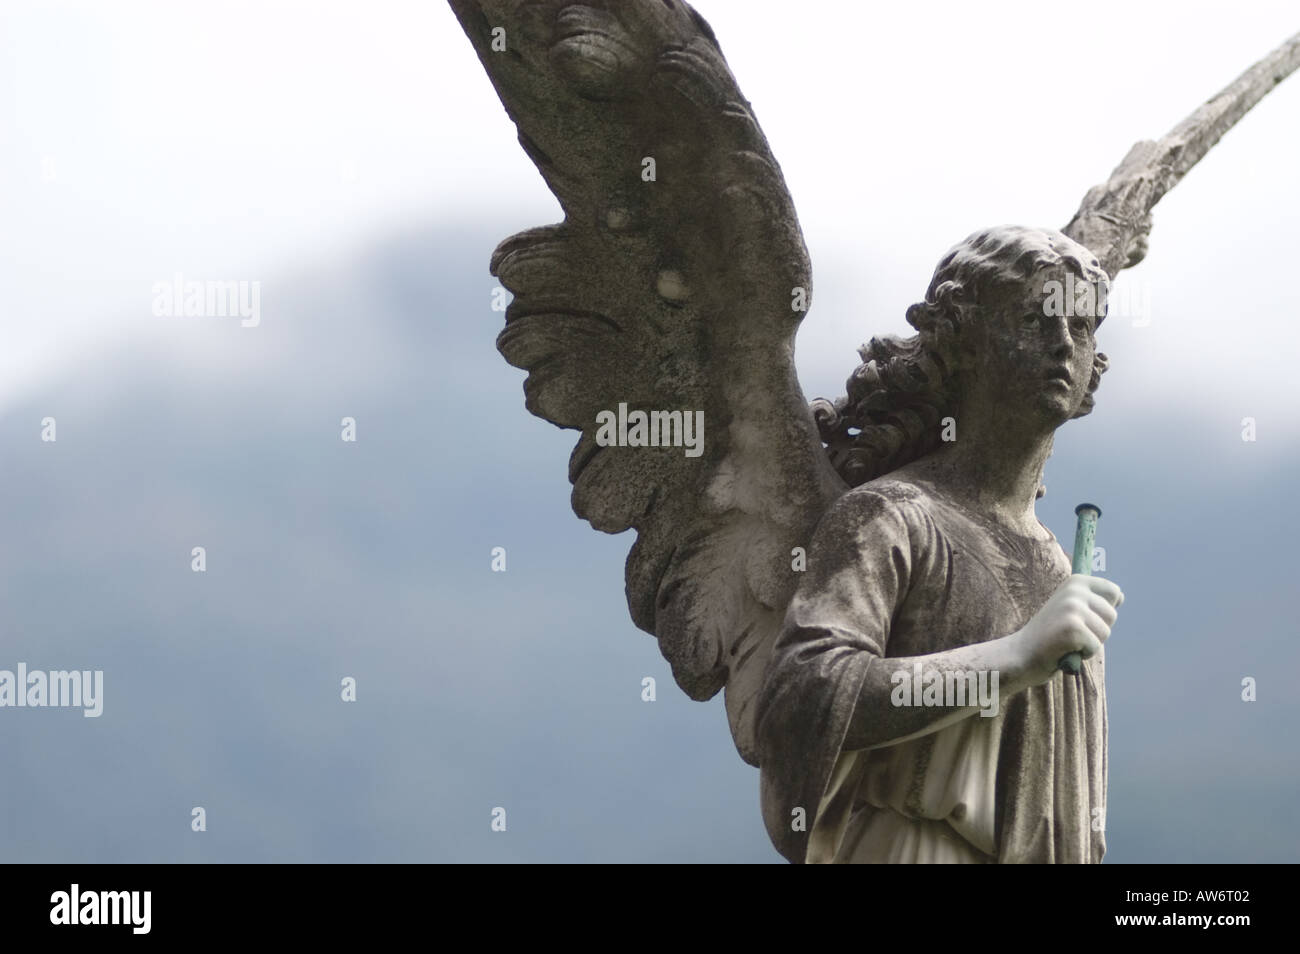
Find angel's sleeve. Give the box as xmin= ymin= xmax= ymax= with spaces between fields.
xmin=755 ymin=488 xmax=914 ymax=863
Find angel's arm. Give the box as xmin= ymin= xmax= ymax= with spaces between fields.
xmin=771 ymin=491 xmax=1027 ymax=752
xmin=774 ymin=490 xmax=1115 ymax=753
xmin=843 ymin=642 xmax=1034 ymax=752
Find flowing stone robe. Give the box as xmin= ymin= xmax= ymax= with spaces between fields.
xmin=756 ymin=477 xmax=1107 ymax=863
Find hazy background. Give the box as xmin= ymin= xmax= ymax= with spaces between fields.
xmin=1 ymin=0 xmax=1297 ymax=862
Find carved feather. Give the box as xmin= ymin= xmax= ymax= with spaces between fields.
xmin=1064 ymin=30 xmax=1300 ymax=277
xmin=450 ymin=0 xmax=846 ymax=763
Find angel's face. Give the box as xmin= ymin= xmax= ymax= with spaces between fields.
xmin=968 ymin=264 xmax=1100 ymax=426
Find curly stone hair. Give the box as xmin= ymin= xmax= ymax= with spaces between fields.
xmin=812 ymin=225 xmax=1111 ymax=488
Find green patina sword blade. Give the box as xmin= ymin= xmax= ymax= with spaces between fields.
xmin=1060 ymin=503 xmax=1102 ymax=675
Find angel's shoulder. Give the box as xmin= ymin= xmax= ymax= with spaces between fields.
xmin=822 ymin=475 xmax=937 ymax=537
xmin=841 ymin=474 xmax=935 ymax=514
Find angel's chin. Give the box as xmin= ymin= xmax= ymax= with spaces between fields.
xmin=1030 ymin=393 xmax=1078 ymax=428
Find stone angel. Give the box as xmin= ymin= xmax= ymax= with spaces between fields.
xmin=447 ymin=0 xmax=1299 ymax=862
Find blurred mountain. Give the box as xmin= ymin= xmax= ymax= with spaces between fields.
xmin=0 ymin=225 xmax=1295 ymax=862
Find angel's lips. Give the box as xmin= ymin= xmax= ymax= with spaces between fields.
xmin=1044 ymin=368 xmax=1073 ymax=387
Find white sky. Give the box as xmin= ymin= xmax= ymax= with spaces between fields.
xmin=3 ymin=0 xmax=1299 ymax=433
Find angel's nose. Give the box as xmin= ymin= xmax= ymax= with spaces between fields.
xmin=1045 ymin=316 xmax=1073 ymax=357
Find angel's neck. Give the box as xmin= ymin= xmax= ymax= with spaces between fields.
xmin=902 ymin=426 xmax=1055 ymax=534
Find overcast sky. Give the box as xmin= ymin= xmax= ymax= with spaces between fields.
xmin=4 ymin=0 xmax=1300 ymax=418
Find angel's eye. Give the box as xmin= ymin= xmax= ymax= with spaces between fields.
xmin=1023 ymin=312 xmax=1041 ymax=325
xmin=1070 ymin=317 xmax=1092 ymax=335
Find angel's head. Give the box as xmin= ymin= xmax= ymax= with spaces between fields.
xmin=909 ymin=225 xmax=1110 ymax=423
xmin=813 ymin=225 xmax=1110 ymax=487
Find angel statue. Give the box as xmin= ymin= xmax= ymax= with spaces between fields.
xmin=448 ymin=0 xmax=1300 ymax=863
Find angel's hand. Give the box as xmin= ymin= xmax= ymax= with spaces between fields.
xmin=1010 ymin=575 xmax=1124 ymax=687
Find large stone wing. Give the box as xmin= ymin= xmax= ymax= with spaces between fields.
xmin=1063 ymin=30 xmax=1300 ymax=277
xmin=449 ymin=0 xmax=846 ymax=763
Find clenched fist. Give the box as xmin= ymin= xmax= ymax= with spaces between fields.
xmin=1010 ymin=575 xmax=1124 ymax=686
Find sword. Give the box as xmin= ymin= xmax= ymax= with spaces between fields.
xmin=1059 ymin=503 xmax=1102 ymax=675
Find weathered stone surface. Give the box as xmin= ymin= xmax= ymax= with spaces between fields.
xmin=449 ymin=0 xmax=1299 ymax=863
